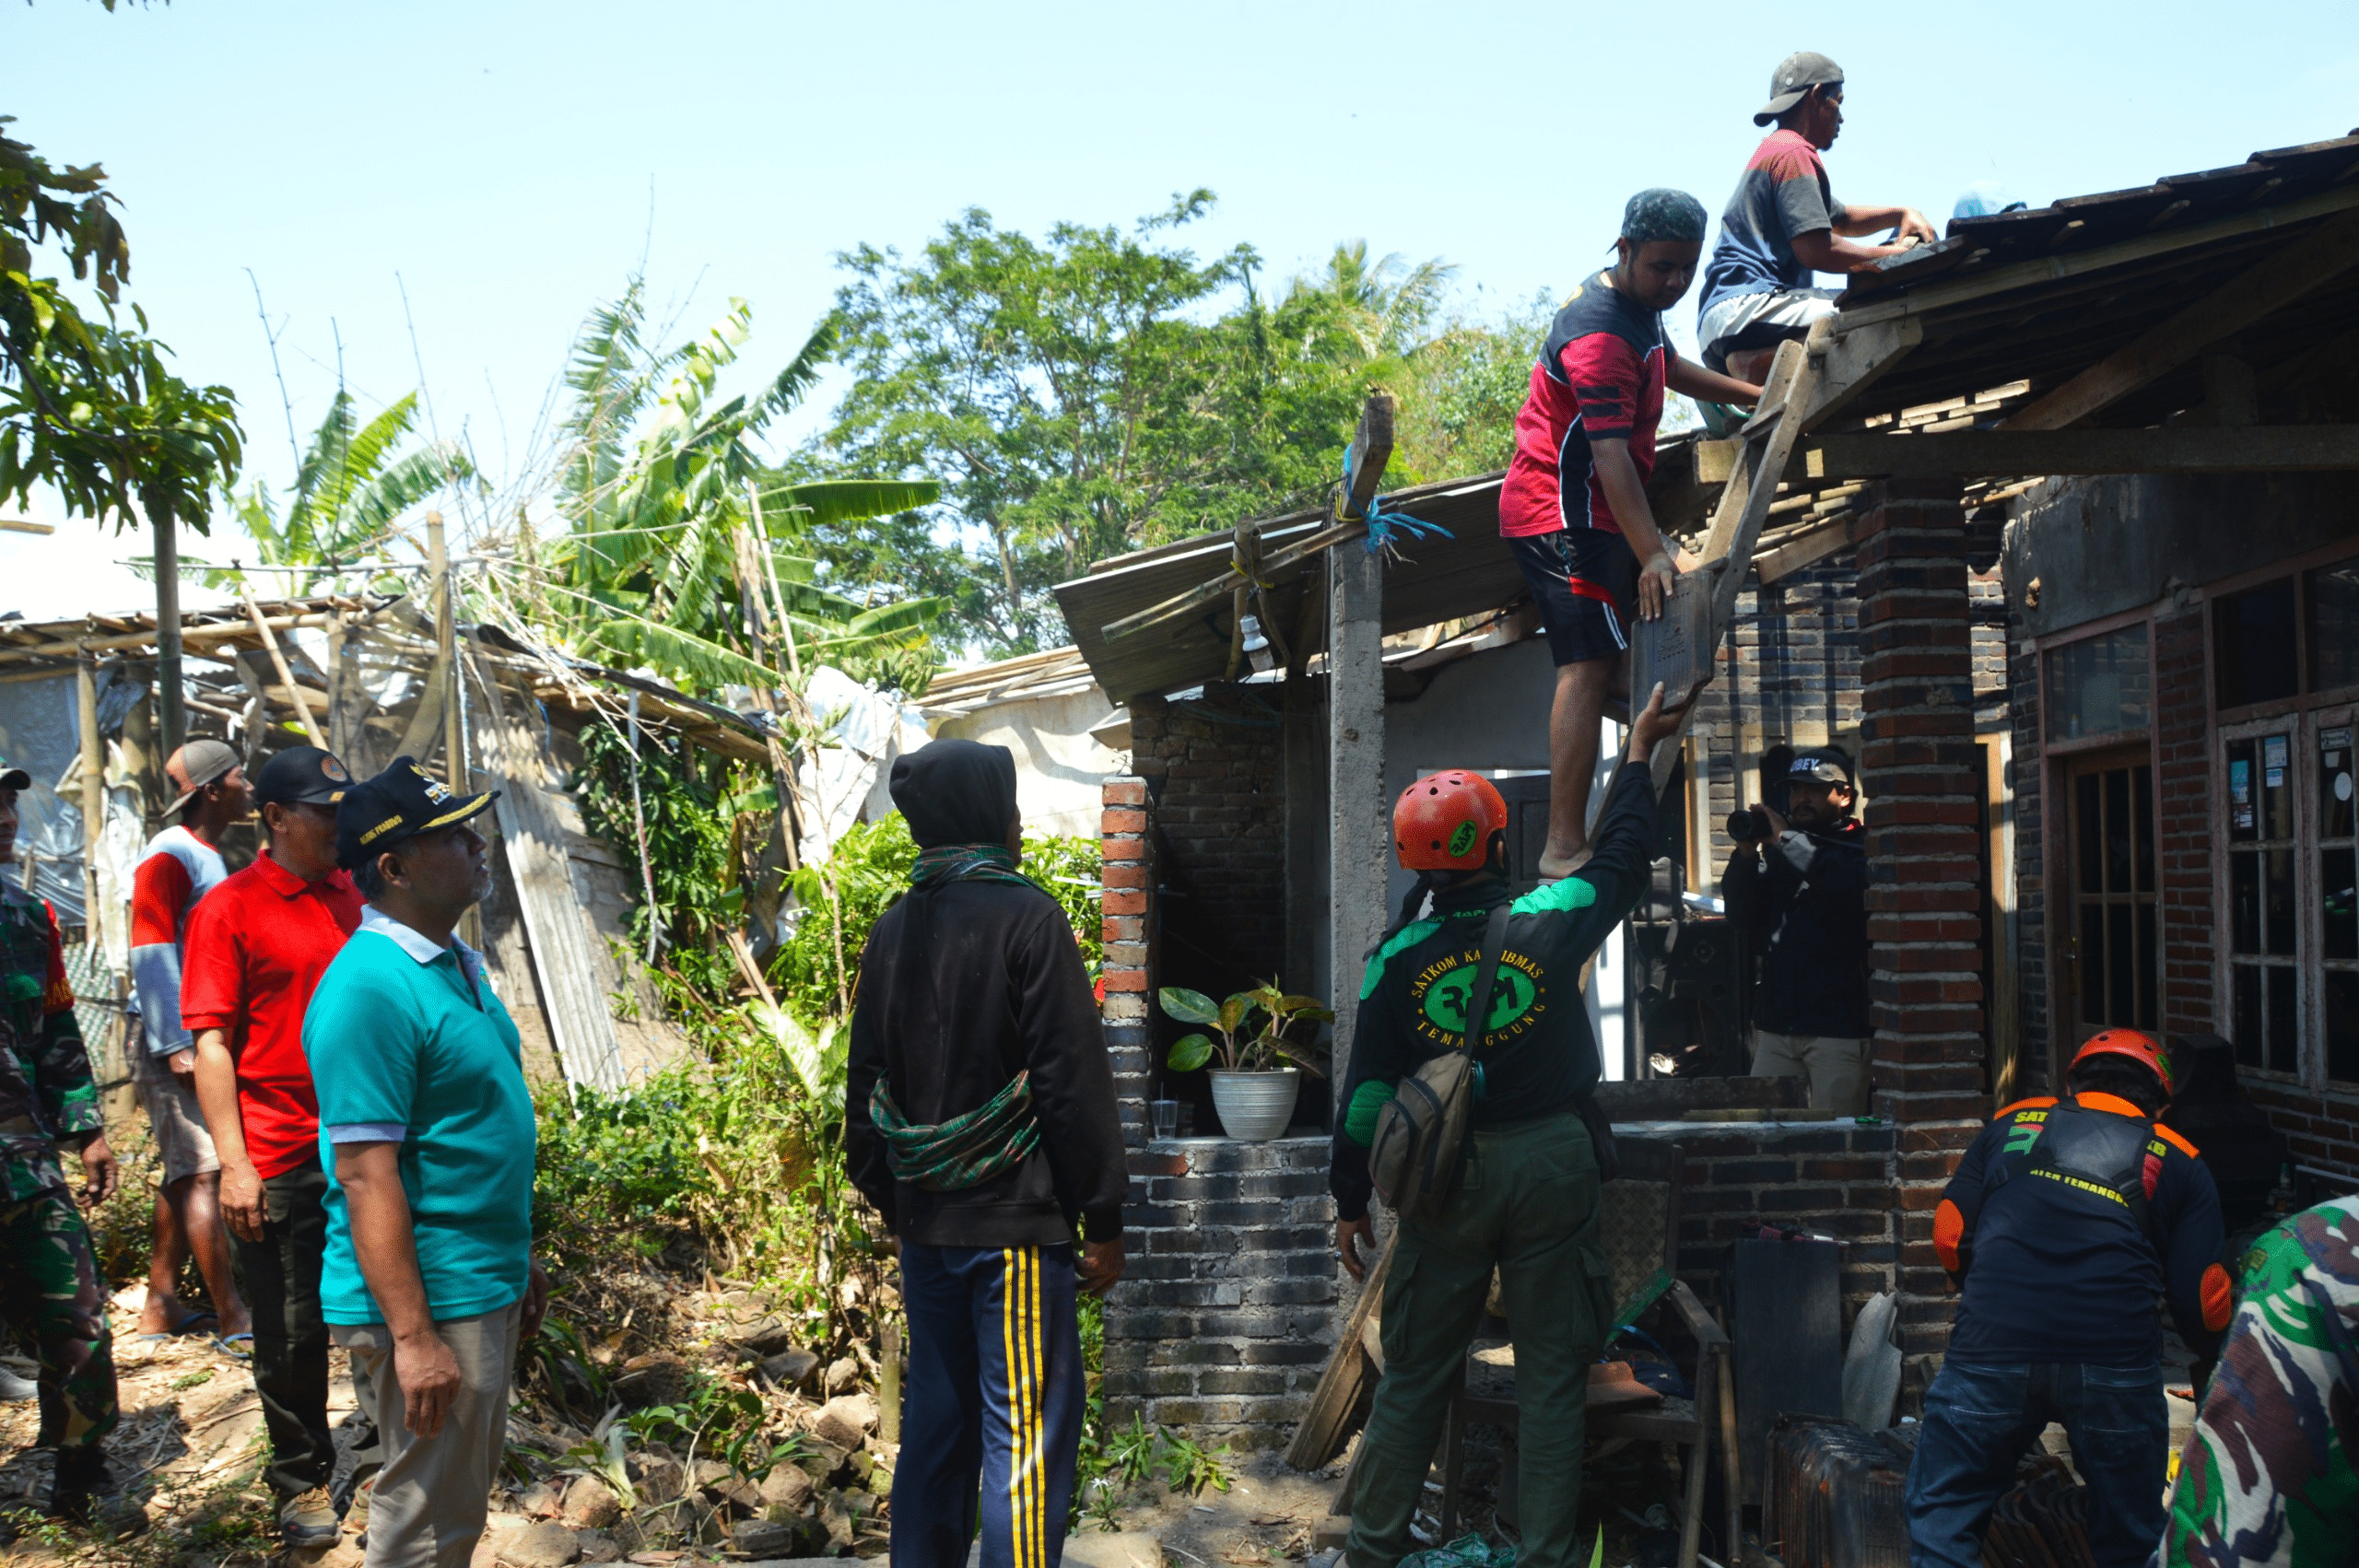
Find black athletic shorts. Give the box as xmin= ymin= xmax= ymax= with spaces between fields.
xmin=1508 ymin=527 xmax=1637 ymax=666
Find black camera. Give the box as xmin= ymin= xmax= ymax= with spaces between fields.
xmin=1727 ymin=805 xmax=1772 ymax=843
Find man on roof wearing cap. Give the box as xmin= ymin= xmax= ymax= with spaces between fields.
xmin=0 ymin=757 xmax=142 ymax=1532
xmin=1721 ymin=744 xmax=1872 ymax=1112
xmin=845 ymin=738 xmax=1127 ymax=1568
xmin=182 ymin=746 xmax=375 ymax=1549
xmin=1500 ymin=190 xmax=1763 ymax=880
xmin=1696 ymin=53 xmax=1937 ymax=393
xmin=1331 ymin=687 xmax=1684 ymax=1568
xmin=305 ymin=757 xmax=544 ymax=1568
xmin=127 ymin=739 xmax=251 ymax=1344
xmin=1906 ymin=1031 xmax=2230 ymax=1568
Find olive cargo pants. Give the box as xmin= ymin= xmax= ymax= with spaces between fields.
xmin=1348 ymin=1112 xmax=1613 ymax=1568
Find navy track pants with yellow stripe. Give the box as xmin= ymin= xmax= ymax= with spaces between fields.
xmin=894 ymin=1243 xmax=1083 ymax=1568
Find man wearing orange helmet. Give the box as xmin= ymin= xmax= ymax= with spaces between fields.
xmin=1330 ymin=685 xmax=1684 ymax=1568
xmin=1905 ymin=1030 xmax=2232 ymax=1568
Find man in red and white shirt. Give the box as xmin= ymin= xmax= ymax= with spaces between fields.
xmin=184 ymin=745 xmax=372 ymax=1547
xmin=128 ymin=739 xmax=250 ymax=1340
xmin=1499 ymin=190 xmax=1762 ymax=877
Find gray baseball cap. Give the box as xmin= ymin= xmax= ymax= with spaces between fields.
xmin=1756 ymin=52 xmax=1844 ymax=125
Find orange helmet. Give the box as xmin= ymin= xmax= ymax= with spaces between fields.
xmin=1393 ymin=771 xmax=1508 ymax=872
xmin=2071 ymin=1029 xmax=2176 ymax=1094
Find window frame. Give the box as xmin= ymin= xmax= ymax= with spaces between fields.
xmin=2201 ymin=543 xmax=2359 ymax=1088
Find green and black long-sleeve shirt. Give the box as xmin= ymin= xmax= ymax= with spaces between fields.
xmin=1331 ymin=763 xmax=1661 ymax=1221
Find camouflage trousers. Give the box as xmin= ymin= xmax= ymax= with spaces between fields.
xmin=0 ymin=1180 xmax=118 ymax=1451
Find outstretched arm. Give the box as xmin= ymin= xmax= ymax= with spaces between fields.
xmin=1837 ymin=202 xmax=1938 ymax=244
xmin=1790 ymin=226 xmax=1925 ymax=275
xmin=1667 ymin=359 xmax=1764 ymax=407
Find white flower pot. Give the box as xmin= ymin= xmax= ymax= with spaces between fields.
xmin=1208 ymin=1069 xmax=1301 ymax=1141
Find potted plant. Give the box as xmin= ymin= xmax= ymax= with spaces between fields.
xmin=1159 ymin=980 xmax=1332 ymax=1141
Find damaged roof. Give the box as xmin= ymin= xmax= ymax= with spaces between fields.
xmin=1057 ymin=130 xmax=2359 ymax=704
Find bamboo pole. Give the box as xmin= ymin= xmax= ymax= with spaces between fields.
xmin=75 ymin=652 xmax=104 ymax=924
xmin=239 ymin=585 xmax=329 ymax=749
xmin=428 ymin=512 xmax=464 ymax=790
xmin=153 ymin=501 xmax=185 ymax=755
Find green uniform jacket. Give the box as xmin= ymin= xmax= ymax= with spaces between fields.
xmin=1331 ymin=764 xmax=1661 ymax=1222
xmin=0 ymin=883 xmax=103 ymax=1199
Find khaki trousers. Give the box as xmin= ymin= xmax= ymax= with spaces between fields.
xmin=333 ymin=1301 xmax=521 ymax=1568
xmin=1751 ymin=1029 xmax=1872 ymax=1114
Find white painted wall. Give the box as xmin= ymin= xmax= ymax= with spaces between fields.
xmin=933 ymin=685 xmax=1125 ymax=841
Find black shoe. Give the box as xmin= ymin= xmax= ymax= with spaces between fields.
xmin=47 ymin=1448 xmax=147 ymax=1539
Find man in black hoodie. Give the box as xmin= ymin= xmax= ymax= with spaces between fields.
xmin=1721 ymin=745 xmax=1872 ymax=1112
xmin=845 ymin=739 xmax=1126 ymax=1568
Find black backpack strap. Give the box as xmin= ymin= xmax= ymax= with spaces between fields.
xmin=1459 ymin=907 xmax=1513 ymax=1055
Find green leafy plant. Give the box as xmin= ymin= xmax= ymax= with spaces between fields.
xmin=1161 ymin=979 xmax=1332 ymax=1074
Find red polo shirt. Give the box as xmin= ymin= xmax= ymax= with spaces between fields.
xmin=181 ymin=849 xmax=365 ymax=1178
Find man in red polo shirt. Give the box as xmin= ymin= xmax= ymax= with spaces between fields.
xmin=182 ymin=746 xmax=376 ymax=1550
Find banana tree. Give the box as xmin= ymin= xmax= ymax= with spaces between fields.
xmin=207 ymin=389 xmax=470 ymax=595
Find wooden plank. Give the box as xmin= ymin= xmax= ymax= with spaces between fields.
xmin=1285 ymin=1236 xmax=1394 ymax=1470
xmin=1755 ymin=513 xmax=1857 ymax=585
xmin=1797 ymin=316 xmax=1924 ymax=432
xmin=2001 ymin=207 xmax=2359 ymax=431
xmin=468 ymin=653 xmax=629 ymax=1095
xmin=1804 ymin=423 xmax=2359 ymax=478
xmin=1833 ymin=181 xmax=2359 ymax=333
xmin=1338 ymin=392 xmax=1398 ymax=522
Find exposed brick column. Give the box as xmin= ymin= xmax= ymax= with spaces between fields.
xmin=1855 ymin=478 xmax=1984 ymax=1363
xmin=1099 ymin=777 xmax=1155 ymax=1147
xmin=2153 ymin=603 xmax=2216 ymax=1041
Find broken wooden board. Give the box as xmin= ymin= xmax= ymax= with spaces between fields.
xmin=1285 ymin=1235 xmax=1394 ymax=1471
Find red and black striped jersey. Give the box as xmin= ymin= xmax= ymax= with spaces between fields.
xmin=1498 ymin=273 xmax=1674 ymax=541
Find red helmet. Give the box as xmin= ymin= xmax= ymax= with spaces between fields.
xmin=1393 ymin=771 xmax=1508 ymax=872
xmin=2070 ymin=1029 xmax=2176 ymax=1094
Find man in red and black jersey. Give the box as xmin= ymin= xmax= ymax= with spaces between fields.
xmin=1500 ymin=189 xmax=1763 ymax=877
xmin=1905 ymin=1031 xmax=2231 ymax=1568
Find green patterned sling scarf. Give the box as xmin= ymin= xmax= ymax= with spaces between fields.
xmin=867 ymin=841 xmax=1051 ymax=1191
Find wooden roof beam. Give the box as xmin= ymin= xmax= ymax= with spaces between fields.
xmin=1802 ymin=422 xmax=2359 ymax=479
xmin=2001 ymin=207 xmax=2359 ymax=431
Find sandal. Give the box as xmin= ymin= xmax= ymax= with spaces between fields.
xmin=135 ymin=1309 xmax=218 ymax=1341
xmin=213 ymin=1332 xmax=254 ymax=1361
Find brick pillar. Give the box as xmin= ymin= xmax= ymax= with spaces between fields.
xmin=1100 ymin=776 xmax=1155 ymax=1147
xmin=1855 ymin=479 xmax=1984 ymax=1363
xmin=2153 ymin=603 xmax=2216 ymax=1041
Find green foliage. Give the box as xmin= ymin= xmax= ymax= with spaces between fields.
xmin=570 ymin=716 xmax=739 ymax=993
xmin=532 ymin=279 xmax=945 ymax=698
xmin=0 ymin=117 xmax=241 ymax=531
xmin=211 ymin=390 xmax=470 ymax=593
xmin=775 ymin=813 xmax=1101 ymax=1030
xmin=624 ymin=1375 xmax=772 ymax=1472
xmin=816 ymin=194 xmax=1376 ymax=653
xmin=1160 ymin=980 xmax=1332 ymax=1074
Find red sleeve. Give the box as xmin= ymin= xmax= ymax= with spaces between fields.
xmin=130 ymin=854 xmax=193 ymax=948
xmin=40 ymin=901 xmax=74 ymax=1016
xmin=1558 ymin=332 xmax=1645 ymax=441
xmin=179 ymin=895 xmax=241 ymax=1036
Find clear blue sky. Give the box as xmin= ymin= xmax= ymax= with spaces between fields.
xmin=6 ymin=0 xmax=2357 ymax=616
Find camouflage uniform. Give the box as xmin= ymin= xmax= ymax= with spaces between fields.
xmin=0 ymin=882 xmax=119 ymax=1454
xmin=2158 ymin=1196 xmax=2359 ymax=1568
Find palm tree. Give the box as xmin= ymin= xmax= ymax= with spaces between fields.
xmin=1289 ymin=240 xmax=1459 ymax=369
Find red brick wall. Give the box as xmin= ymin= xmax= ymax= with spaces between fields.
xmin=1855 ymin=479 xmax=1985 ymax=1360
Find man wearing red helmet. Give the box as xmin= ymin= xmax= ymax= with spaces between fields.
xmin=1905 ymin=1030 xmax=2232 ymax=1568
xmin=1330 ymin=686 xmax=1684 ymax=1568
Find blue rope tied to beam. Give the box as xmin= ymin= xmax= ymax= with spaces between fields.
xmin=1341 ymin=450 xmax=1452 ymax=555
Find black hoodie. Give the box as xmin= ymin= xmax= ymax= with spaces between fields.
xmin=843 ymin=741 xmax=1127 ymax=1248
xmin=1721 ymin=817 xmax=1871 ymax=1038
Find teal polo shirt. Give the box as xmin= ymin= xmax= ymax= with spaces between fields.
xmin=303 ymin=907 xmax=537 ymax=1326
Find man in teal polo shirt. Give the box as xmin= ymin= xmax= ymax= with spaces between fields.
xmin=305 ymin=757 xmax=546 ymax=1568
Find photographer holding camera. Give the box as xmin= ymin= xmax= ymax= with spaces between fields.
xmin=1722 ymin=746 xmax=1872 ymax=1113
